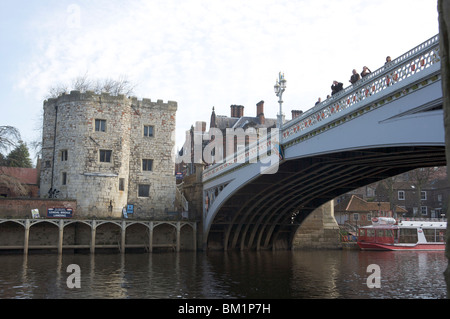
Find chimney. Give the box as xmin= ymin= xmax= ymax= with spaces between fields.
xmin=231 ymin=105 xmax=244 ymax=118
xmin=291 ymin=110 xmax=303 ymax=119
xmin=256 ymin=100 xmax=265 ymax=125
xmin=195 ymin=121 xmax=206 ymax=133
xmin=238 ymin=105 xmax=244 ymax=117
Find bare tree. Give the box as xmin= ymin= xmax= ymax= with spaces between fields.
xmin=71 ymin=72 xmax=92 ymax=93
xmin=377 ymin=175 xmax=400 ymax=218
xmin=0 ymin=126 xmax=21 ymax=155
xmin=46 ymin=74 xmax=136 ymax=99
xmin=0 ymin=167 xmax=29 ymax=196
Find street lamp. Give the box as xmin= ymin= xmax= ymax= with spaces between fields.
xmin=274 ymin=72 xmax=286 ymax=129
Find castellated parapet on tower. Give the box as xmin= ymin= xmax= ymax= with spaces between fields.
xmin=40 ymin=90 xmax=178 ymax=218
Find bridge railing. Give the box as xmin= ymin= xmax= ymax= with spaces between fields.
xmin=202 ymin=129 xmax=279 ymax=182
xmin=282 ymin=34 xmax=441 ymax=141
xmin=202 ymin=34 xmax=441 ymax=183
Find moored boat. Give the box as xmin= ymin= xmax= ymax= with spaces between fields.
xmin=357 ymin=218 xmax=446 ymax=251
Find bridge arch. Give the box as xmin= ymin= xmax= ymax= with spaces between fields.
xmin=202 ymin=34 xmax=446 ymax=250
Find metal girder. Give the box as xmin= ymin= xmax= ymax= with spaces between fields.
xmin=208 ymin=145 xmax=446 ymax=251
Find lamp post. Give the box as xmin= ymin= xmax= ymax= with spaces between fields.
xmin=274 ymin=72 xmax=286 ymax=129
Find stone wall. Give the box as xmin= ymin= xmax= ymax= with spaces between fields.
xmin=40 ymin=91 xmax=177 ymax=218
xmin=0 ymin=198 xmax=76 ymax=219
xmin=292 ymin=201 xmax=342 ymax=250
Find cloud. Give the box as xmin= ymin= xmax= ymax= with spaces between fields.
xmin=13 ymin=0 xmax=439 ymax=148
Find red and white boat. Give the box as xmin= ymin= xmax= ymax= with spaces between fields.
xmin=357 ymin=217 xmax=447 ymax=251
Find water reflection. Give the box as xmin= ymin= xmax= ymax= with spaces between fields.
xmin=0 ymin=250 xmax=447 ymax=299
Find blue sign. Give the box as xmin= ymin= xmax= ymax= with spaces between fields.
xmin=126 ymin=204 xmax=134 ymax=214
xmin=47 ymin=207 xmax=73 ymax=218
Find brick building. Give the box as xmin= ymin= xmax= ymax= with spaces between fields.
xmin=0 ymin=166 xmax=39 ymax=198
xmin=336 ymin=167 xmax=449 ymax=219
xmin=176 ymin=100 xmax=278 ymax=177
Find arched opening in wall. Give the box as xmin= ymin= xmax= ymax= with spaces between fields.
xmin=63 ymin=221 xmax=92 ymax=253
xmin=0 ymin=221 xmax=24 ymax=253
xmin=29 ymin=222 xmax=59 ymax=253
xmin=125 ymin=223 xmax=148 ymax=253
xmin=153 ymin=223 xmax=177 ymax=252
xmin=180 ymin=224 xmax=195 ymax=251
xmin=95 ymin=222 xmax=121 ymax=253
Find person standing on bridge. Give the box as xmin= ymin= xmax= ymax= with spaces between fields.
xmin=331 ymin=80 xmax=344 ymax=95
xmin=361 ymin=66 xmax=372 ymax=78
xmin=349 ymin=69 xmax=360 ymax=85
xmin=385 ymin=56 xmax=392 ymax=65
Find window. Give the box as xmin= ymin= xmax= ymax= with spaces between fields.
xmin=421 ymin=206 xmax=428 ymax=215
xmin=62 ymin=172 xmax=67 ymax=185
xmin=119 ymin=178 xmax=125 ymax=191
xmin=398 ymin=190 xmax=405 ymax=200
xmin=438 ymin=194 xmax=443 ymax=202
xmin=138 ymin=184 xmax=150 ymax=197
xmin=99 ymin=150 xmax=112 ymax=163
xmin=61 ymin=150 xmax=68 ymax=161
xmin=142 ymin=159 xmax=153 ymax=171
xmin=144 ymin=125 xmax=154 ymax=137
xmin=421 ymin=191 xmax=427 ymax=200
xmin=95 ymin=119 xmax=106 ymax=132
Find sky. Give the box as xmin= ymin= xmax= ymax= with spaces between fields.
xmin=0 ymin=0 xmax=440 ymax=163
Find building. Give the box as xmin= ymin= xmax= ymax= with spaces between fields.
xmin=335 ymin=167 xmax=449 ymax=220
xmin=0 ymin=166 xmax=39 ymax=198
xmin=176 ymin=100 xmax=279 ymax=178
xmin=334 ymin=195 xmax=408 ymax=226
xmin=376 ymin=179 xmax=449 ymax=219
xmin=40 ymin=90 xmax=177 ymax=218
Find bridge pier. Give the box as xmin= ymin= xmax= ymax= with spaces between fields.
xmin=58 ymin=219 xmax=64 ymax=254
xmin=23 ymin=219 xmax=30 ymax=255
xmin=292 ymin=201 xmax=341 ymax=250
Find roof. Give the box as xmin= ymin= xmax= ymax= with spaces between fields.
xmin=214 ymin=115 xmax=239 ymax=130
xmin=335 ymin=195 xmax=407 ymax=213
xmin=0 ymin=167 xmax=39 ymax=185
xmin=213 ymin=114 xmax=277 ymax=131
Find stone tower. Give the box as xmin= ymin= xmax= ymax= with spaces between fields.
xmin=40 ymin=90 xmax=177 ymax=218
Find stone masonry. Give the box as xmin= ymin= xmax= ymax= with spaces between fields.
xmin=292 ymin=201 xmax=342 ymax=250
xmin=40 ymin=91 xmax=177 ymax=218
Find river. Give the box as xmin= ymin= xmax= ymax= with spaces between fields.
xmin=0 ymin=250 xmax=447 ymax=299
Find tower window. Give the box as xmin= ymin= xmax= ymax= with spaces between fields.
xmin=95 ymin=119 xmax=106 ymax=132
xmin=142 ymin=159 xmax=153 ymax=171
xmin=138 ymin=184 xmax=150 ymax=197
xmin=61 ymin=150 xmax=68 ymax=161
xmin=144 ymin=125 xmax=154 ymax=137
xmin=99 ymin=150 xmax=112 ymax=162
